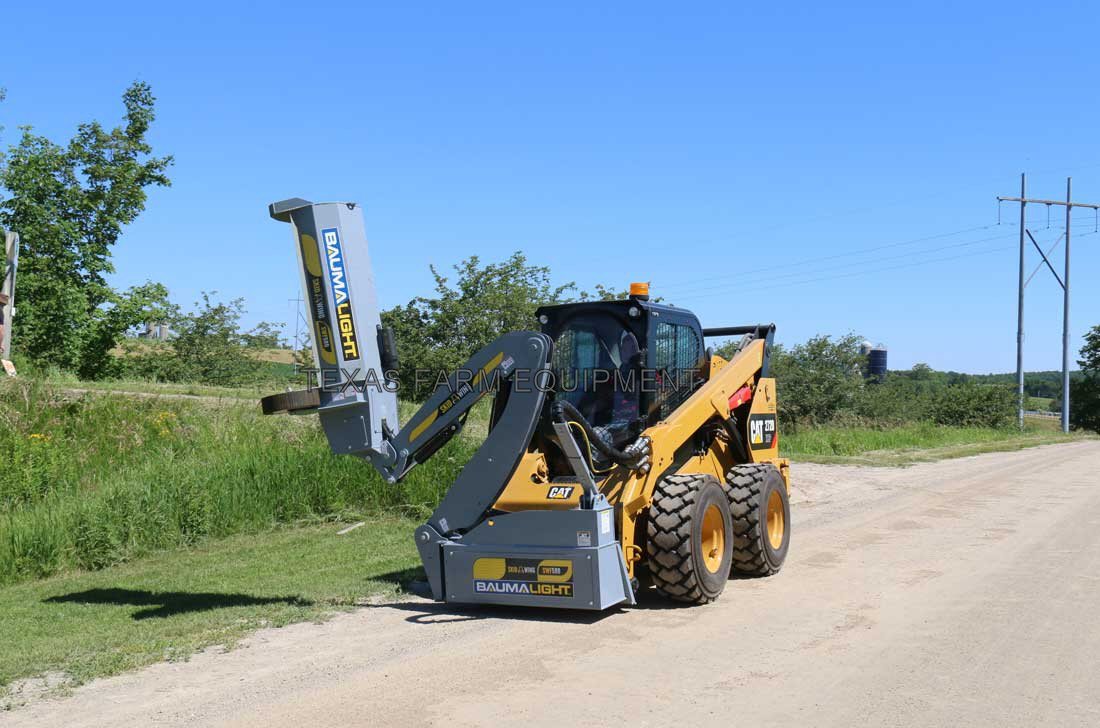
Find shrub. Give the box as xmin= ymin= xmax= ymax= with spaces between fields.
xmin=929 ymin=382 xmax=1015 ymax=428
xmin=1070 ymin=325 xmax=1100 ymax=433
xmin=767 ymin=334 xmax=866 ymax=428
xmin=856 ymin=376 xmax=934 ymax=424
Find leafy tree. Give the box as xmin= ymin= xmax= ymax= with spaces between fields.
xmin=1070 ymin=325 xmax=1100 ymax=432
xmin=946 ymin=371 xmax=972 ymax=386
xmin=767 ymin=334 xmax=866 ymax=427
xmin=382 ymin=252 xmax=578 ymax=398
xmin=971 ymin=370 xmax=1073 ymax=399
xmin=856 ymin=374 xmax=933 ymax=423
xmin=241 ymin=320 xmax=286 ymax=349
xmin=928 ymin=381 xmax=1015 ymax=428
xmin=78 ymin=282 xmax=170 ymax=379
xmin=909 ymin=362 xmax=934 ymax=381
xmin=167 ymin=293 xmax=257 ymax=386
xmin=582 ymin=284 xmax=629 ymax=301
xmin=0 ymin=82 xmax=172 ymax=373
xmin=113 ymin=292 xmax=284 ymax=386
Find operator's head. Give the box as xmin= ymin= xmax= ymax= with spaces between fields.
xmin=0 ymin=293 xmax=8 ymax=304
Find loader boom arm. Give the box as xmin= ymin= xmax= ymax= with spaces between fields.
xmin=379 ymin=330 xmax=552 ymax=497
xmin=264 ymin=198 xmax=554 ymax=533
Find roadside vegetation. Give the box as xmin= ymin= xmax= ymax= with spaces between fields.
xmin=783 ymin=421 xmax=1081 ymax=465
xmin=0 ymin=379 xmax=478 ymax=587
xmin=721 ymin=334 xmax=1022 ymax=431
xmin=730 ymin=334 xmax=1093 ymax=461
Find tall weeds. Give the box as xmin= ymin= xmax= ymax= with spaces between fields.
xmin=0 ymin=380 xmax=472 ymax=584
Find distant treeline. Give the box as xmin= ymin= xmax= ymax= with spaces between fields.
xmin=715 ymin=335 xmax=1017 ymax=431
xmin=966 ymin=370 xmax=1082 ymax=401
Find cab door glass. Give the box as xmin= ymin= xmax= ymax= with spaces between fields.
xmin=652 ymin=321 xmax=702 ymax=418
xmin=551 ymin=314 xmax=641 ymax=438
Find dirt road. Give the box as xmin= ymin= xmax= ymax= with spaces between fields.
xmin=7 ymin=441 xmax=1100 ymax=727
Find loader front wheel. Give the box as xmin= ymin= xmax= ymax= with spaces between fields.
xmin=726 ymin=464 xmax=790 ymax=576
xmin=646 ymin=473 xmax=733 ymax=604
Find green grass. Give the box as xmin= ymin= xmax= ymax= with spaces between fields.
xmin=39 ymin=370 xmax=288 ymax=400
xmin=1028 ymin=396 xmax=1055 ymax=411
xmin=0 ymin=378 xmax=479 ymax=586
xmin=0 ymin=519 xmax=421 ymax=702
xmin=782 ymin=421 xmax=1091 ymax=465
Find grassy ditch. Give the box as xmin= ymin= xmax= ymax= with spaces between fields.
xmin=38 ymin=369 xmax=287 ymax=400
xmin=0 ymin=379 xmax=477 ymax=586
xmin=0 ymin=519 xmax=421 ymax=702
xmin=781 ymin=421 xmax=1087 ymax=465
xmin=3 ymin=378 xmax=1089 ymax=583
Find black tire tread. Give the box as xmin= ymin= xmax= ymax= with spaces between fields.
xmin=646 ymin=473 xmax=720 ymax=604
xmin=725 ymin=463 xmax=783 ymax=577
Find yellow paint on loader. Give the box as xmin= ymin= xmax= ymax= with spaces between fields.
xmin=493 ymin=336 xmax=788 ymax=577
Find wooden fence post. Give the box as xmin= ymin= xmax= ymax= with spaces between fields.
xmin=2 ymin=229 xmax=19 ymax=363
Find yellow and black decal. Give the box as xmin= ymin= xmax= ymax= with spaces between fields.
xmin=748 ymin=414 xmax=777 ymax=450
xmin=408 ymin=352 xmax=505 ymax=443
xmin=299 ymin=233 xmax=336 ymax=365
xmin=746 ymin=377 xmax=779 ymax=453
xmin=321 ymin=227 xmax=360 ymax=361
xmin=472 ymin=557 xmax=574 ymax=598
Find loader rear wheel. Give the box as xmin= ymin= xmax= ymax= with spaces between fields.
xmin=646 ymin=473 xmax=733 ymax=604
xmin=726 ymin=464 xmax=790 ymax=576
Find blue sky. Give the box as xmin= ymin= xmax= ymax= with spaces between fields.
xmin=3 ymin=1 xmax=1098 ymax=373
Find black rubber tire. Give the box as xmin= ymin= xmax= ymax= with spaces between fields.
xmin=725 ymin=464 xmax=791 ymax=576
xmin=646 ymin=473 xmax=734 ymax=604
xmin=260 ymin=388 xmax=320 ymax=415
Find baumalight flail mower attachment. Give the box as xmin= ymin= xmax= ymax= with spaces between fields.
xmin=262 ymin=199 xmax=791 ymax=610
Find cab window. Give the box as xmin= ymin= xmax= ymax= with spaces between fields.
xmin=551 ymin=313 xmax=641 ymax=436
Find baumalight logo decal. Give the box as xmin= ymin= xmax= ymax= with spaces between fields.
xmin=321 ymin=227 xmax=360 ymax=360
xmin=299 ymin=233 xmax=335 ymax=365
xmin=472 ymin=558 xmax=574 ymax=598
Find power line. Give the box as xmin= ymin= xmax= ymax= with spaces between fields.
xmin=677 ymin=162 xmax=1100 ymax=245
xmin=671 ymin=231 xmax=1017 ymax=299
xmin=656 ymin=223 xmax=1002 ymax=291
xmin=658 ymin=225 xmax=1094 ymax=309
xmin=669 ymin=242 xmax=1014 ymax=304
xmin=655 ymin=213 xmax=1098 ymax=294
xmin=1018 ymin=226 xmax=1100 ymax=289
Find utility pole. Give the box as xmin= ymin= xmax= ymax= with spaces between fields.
xmin=1063 ymin=178 xmax=1072 ymax=433
xmin=998 ymin=176 xmax=1100 ymax=434
xmin=289 ymin=296 xmax=302 ymax=374
xmin=1015 ymin=174 xmax=1026 ymax=430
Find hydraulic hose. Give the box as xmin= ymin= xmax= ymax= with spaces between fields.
xmin=551 ymin=399 xmax=643 ymax=467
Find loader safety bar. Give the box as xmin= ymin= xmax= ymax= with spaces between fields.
xmin=701 ymin=323 xmax=775 ymax=338
xmin=701 ymin=323 xmax=776 ymax=378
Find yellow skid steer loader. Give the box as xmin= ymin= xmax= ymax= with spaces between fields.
xmin=262 ymin=199 xmax=790 ymax=609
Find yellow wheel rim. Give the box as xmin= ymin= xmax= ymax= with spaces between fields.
xmin=701 ymin=503 xmax=725 ymax=573
xmin=766 ymin=490 xmax=785 ymax=550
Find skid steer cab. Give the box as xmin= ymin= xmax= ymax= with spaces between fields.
xmin=262 ymin=199 xmax=791 ymax=610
